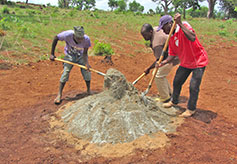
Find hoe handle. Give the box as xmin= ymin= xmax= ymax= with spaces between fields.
xmin=54 ymin=58 xmax=106 ymax=76
xmin=132 ymin=72 xmax=146 ymax=85
xmin=148 ymin=22 xmax=177 ymax=89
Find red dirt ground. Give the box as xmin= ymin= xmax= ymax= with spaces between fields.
xmin=0 ymin=36 xmax=236 ymax=163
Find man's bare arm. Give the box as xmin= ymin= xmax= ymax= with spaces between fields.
xmin=50 ymin=36 xmax=59 ymax=61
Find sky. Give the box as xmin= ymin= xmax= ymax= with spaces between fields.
xmin=10 ymin=0 xmax=211 ymax=13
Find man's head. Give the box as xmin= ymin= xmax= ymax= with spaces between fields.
xmin=157 ymin=15 xmax=173 ymax=34
xmin=141 ymin=23 xmax=153 ymax=41
xmin=74 ymin=26 xmax=85 ymax=40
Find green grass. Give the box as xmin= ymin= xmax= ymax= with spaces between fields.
xmin=0 ymin=5 xmax=236 ymax=64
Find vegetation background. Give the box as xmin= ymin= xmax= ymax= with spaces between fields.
xmin=0 ymin=0 xmax=236 ymax=64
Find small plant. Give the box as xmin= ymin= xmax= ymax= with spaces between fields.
xmin=68 ymin=9 xmax=77 ymax=17
xmin=58 ymin=54 xmax=65 ymax=59
xmin=2 ymin=6 xmax=10 ymax=14
xmin=0 ymin=17 xmax=10 ymax=30
xmin=144 ymin=39 xmax=150 ymax=47
xmin=93 ymin=40 xmax=114 ymax=56
xmin=226 ymin=19 xmax=233 ymax=24
xmin=218 ymin=24 xmax=225 ymax=29
xmin=234 ymin=31 xmax=237 ymax=38
xmin=26 ymin=9 xmax=36 ymax=17
xmin=218 ymin=30 xmax=228 ymax=37
xmin=40 ymin=54 xmax=48 ymax=60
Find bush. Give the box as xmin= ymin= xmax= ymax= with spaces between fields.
xmin=0 ymin=17 xmax=10 ymax=30
xmin=218 ymin=24 xmax=225 ymax=29
xmin=93 ymin=40 xmax=114 ymax=56
xmin=2 ymin=6 xmax=10 ymax=14
xmin=218 ymin=30 xmax=228 ymax=37
xmin=144 ymin=40 xmax=150 ymax=47
xmin=234 ymin=31 xmax=237 ymax=37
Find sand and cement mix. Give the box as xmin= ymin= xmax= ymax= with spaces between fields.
xmin=54 ymin=68 xmax=181 ymax=144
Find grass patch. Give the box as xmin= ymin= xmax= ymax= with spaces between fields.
xmin=0 ymin=5 xmax=236 ymax=65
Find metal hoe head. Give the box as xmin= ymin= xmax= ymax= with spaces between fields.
xmin=140 ymin=87 xmax=149 ymax=105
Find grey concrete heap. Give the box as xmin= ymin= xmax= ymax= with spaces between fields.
xmin=58 ymin=68 xmax=177 ymax=144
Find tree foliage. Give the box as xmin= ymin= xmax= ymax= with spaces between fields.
xmin=58 ymin=0 xmax=70 ymax=8
xmin=117 ymin=0 xmax=127 ymax=11
xmin=172 ymin=0 xmax=202 ymax=18
xmin=219 ymin=0 xmax=237 ymax=18
xmin=58 ymin=0 xmax=95 ymax=10
xmin=151 ymin=0 xmax=172 ymax=14
xmin=0 ymin=0 xmax=8 ymax=5
xmin=70 ymin=0 xmax=96 ymax=10
xmin=129 ymin=0 xmax=144 ymax=13
xmin=108 ymin=0 xmax=118 ymax=11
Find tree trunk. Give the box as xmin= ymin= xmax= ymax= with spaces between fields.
xmin=207 ymin=0 xmax=216 ymax=18
xmin=183 ymin=7 xmax=186 ymax=19
xmin=26 ymin=0 xmax=28 ymax=3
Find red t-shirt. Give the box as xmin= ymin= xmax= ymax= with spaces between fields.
xmin=169 ymin=22 xmax=208 ymax=69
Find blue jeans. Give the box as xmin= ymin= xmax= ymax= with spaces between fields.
xmin=60 ymin=53 xmax=91 ymax=83
xmin=171 ymin=66 xmax=206 ymax=111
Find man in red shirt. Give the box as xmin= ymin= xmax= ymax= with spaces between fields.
xmin=159 ymin=13 xmax=208 ymax=117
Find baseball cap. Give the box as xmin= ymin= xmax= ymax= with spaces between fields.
xmin=157 ymin=15 xmax=173 ymax=31
xmin=74 ymin=26 xmax=84 ymax=38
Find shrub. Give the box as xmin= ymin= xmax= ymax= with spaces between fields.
xmin=2 ymin=6 xmax=10 ymax=14
xmin=218 ymin=24 xmax=225 ymax=29
xmin=0 ymin=17 xmax=10 ymax=30
xmin=218 ymin=30 xmax=228 ymax=37
xmin=234 ymin=31 xmax=237 ymax=37
xmin=144 ymin=39 xmax=150 ymax=47
xmin=93 ymin=40 xmax=114 ymax=56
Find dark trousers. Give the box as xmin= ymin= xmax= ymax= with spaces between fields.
xmin=171 ymin=66 xmax=206 ymax=111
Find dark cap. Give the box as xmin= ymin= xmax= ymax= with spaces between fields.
xmin=157 ymin=15 xmax=173 ymax=31
xmin=74 ymin=26 xmax=84 ymax=38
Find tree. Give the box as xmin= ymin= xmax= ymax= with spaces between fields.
xmin=172 ymin=0 xmax=202 ymax=19
xmin=70 ymin=0 xmax=96 ymax=10
xmin=26 ymin=0 xmax=28 ymax=3
xmin=152 ymin=0 xmax=172 ymax=14
xmin=219 ymin=0 xmax=237 ymax=18
xmin=147 ymin=9 xmax=156 ymax=15
xmin=117 ymin=0 xmax=127 ymax=11
xmin=129 ymin=0 xmax=144 ymax=13
xmin=108 ymin=0 xmax=118 ymax=11
xmin=58 ymin=0 xmax=70 ymax=8
xmin=207 ymin=0 xmax=217 ymax=18
xmin=0 ymin=0 xmax=7 ymax=4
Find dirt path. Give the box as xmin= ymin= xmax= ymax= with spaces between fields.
xmin=0 ymin=40 xmax=236 ymax=163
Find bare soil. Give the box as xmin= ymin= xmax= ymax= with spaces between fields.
xmin=0 ymin=36 xmax=237 ymax=163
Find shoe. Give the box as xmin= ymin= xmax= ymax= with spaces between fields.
xmin=54 ymin=95 xmax=62 ymax=105
xmin=163 ymin=101 xmax=175 ymax=108
xmin=180 ymin=109 xmax=196 ymax=118
xmin=155 ymin=97 xmax=170 ymax=103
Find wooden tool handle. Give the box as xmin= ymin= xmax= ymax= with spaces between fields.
xmin=132 ymin=72 xmax=146 ymax=85
xmin=148 ymin=22 xmax=177 ymax=87
xmin=54 ymin=58 xmax=106 ymax=76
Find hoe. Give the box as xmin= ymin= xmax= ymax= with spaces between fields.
xmin=141 ymin=21 xmax=177 ymax=105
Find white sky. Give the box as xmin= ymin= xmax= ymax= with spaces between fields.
xmin=10 ymin=0 xmax=213 ymax=13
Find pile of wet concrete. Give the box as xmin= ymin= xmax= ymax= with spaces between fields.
xmin=56 ymin=68 xmax=180 ymax=144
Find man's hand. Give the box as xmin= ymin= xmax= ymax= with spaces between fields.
xmin=86 ymin=63 xmax=91 ymax=71
xmin=156 ymin=61 xmax=166 ymax=68
xmin=174 ymin=13 xmax=182 ymax=25
xmin=144 ymin=67 xmax=151 ymax=75
xmin=50 ymin=54 xmax=56 ymax=61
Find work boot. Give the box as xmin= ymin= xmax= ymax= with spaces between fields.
xmin=180 ymin=109 xmax=196 ymax=118
xmin=155 ymin=97 xmax=170 ymax=103
xmin=163 ymin=101 xmax=175 ymax=108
